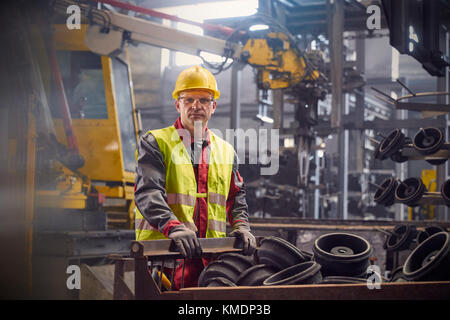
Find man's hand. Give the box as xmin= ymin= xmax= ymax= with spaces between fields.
xmin=168 ymin=224 xmax=202 ymax=259
xmin=229 ymin=226 xmax=256 ymax=256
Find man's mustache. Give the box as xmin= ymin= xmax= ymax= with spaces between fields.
xmin=189 ymin=112 xmax=205 ymax=116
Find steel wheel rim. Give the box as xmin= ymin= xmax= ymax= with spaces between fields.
xmin=413 ymin=127 xmax=444 ymax=155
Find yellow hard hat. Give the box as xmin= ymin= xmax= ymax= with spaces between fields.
xmin=172 ymin=65 xmax=220 ymax=100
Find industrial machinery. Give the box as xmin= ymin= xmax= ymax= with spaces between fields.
xmin=3 ymin=2 xmax=143 ymax=297
xmin=114 ymin=234 xmax=450 ymax=300
xmin=3 ymin=0 xmax=450 ymax=302
xmin=53 ymin=0 xmax=330 ymax=194
xmin=381 ymin=0 xmax=450 ymax=77
xmin=33 ymin=23 xmax=139 ymax=230
xmin=30 ymin=0 xmax=329 ymax=228
xmin=370 ymin=124 xmax=450 ymax=226
xmin=1 ymin=0 xmax=332 ymax=298
xmin=36 ymin=0 xmax=323 ymax=232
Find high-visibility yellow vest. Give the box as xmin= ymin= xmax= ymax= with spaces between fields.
xmin=135 ymin=126 xmax=234 ymax=240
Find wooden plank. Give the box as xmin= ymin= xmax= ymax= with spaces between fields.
xmin=168 ymin=281 xmax=450 ymax=300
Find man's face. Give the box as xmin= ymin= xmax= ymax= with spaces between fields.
xmin=175 ymin=89 xmax=216 ymax=130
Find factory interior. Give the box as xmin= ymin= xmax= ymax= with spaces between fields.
xmin=1 ymin=0 xmax=450 ymax=301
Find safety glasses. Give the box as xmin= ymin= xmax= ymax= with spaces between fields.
xmin=179 ymin=96 xmax=214 ymax=106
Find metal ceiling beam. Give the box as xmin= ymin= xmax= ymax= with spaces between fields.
xmin=135 ymin=0 xmax=239 ymax=9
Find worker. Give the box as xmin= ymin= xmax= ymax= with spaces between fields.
xmin=134 ymin=65 xmax=256 ymax=289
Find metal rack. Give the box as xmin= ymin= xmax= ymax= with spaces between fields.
xmin=129 ymin=237 xmax=245 ymax=299
xmin=109 ymin=236 xmax=450 ymax=300
xmin=370 ymin=127 xmax=450 ymax=208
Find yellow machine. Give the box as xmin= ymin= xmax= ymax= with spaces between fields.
xmin=32 ymin=24 xmax=139 ymax=229
xmin=408 ymin=169 xmax=437 ymax=220
xmin=241 ymin=32 xmax=322 ymax=90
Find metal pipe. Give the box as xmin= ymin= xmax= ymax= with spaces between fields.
xmin=314 ymin=137 xmax=320 ymax=219
xmin=230 ymin=62 xmax=242 ymax=131
xmin=368 ymin=137 xmax=381 ymax=145
xmin=369 ymin=182 xmax=383 ymax=189
xmin=91 ymin=0 xmax=235 ymax=37
xmin=329 ymin=0 xmax=348 ymax=219
xmin=396 ymin=91 xmax=450 ymax=102
xmin=396 ymin=78 xmax=416 ymax=96
xmin=371 ymin=87 xmax=396 ymax=102
xmin=170 ymin=259 xmax=176 ymax=289
xmin=375 ymin=227 xmax=395 ymax=237
xmin=181 ymin=259 xmax=186 ymax=289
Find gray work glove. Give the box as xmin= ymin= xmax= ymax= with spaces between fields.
xmin=229 ymin=226 xmax=256 ymax=256
xmin=168 ymin=224 xmax=202 ymax=259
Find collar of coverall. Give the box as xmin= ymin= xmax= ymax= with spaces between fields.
xmin=174 ymin=116 xmax=211 ymax=146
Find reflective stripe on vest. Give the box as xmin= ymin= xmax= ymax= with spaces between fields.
xmin=135 ymin=126 xmax=234 ymax=240
xmin=208 ymin=192 xmax=227 ymax=207
xmin=208 ymin=219 xmax=227 ymax=234
xmin=166 ymin=192 xmax=208 ymax=206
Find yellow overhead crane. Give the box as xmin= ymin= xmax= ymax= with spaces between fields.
xmin=240 ymin=31 xmax=322 ymax=90
xmin=56 ymin=0 xmax=326 ymax=91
